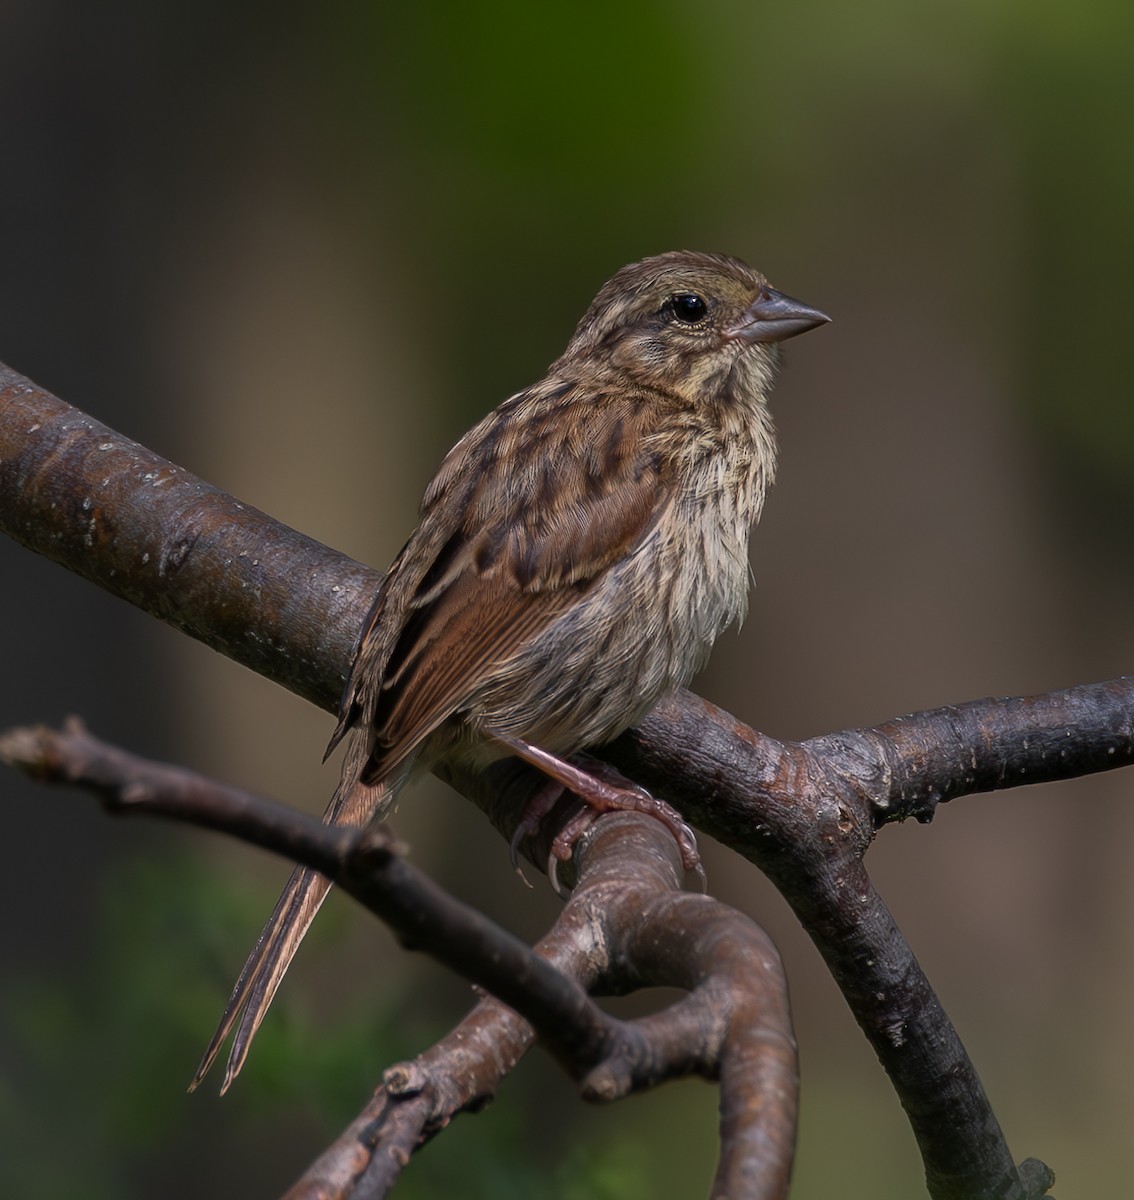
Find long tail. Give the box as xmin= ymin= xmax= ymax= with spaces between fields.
xmin=190 ymin=759 xmax=391 ymax=1094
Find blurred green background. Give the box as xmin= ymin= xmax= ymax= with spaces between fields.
xmin=2 ymin=1 xmax=1133 ymax=1196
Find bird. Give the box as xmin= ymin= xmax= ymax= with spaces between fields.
xmin=191 ymin=250 xmax=829 ymax=1093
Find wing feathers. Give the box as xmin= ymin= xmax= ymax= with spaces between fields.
xmin=352 ymin=399 xmax=671 ymax=783
xmin=338 ymin=391 xmax=672 ymax=787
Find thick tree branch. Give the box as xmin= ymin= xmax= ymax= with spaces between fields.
xmin=857 ymin=680 xmax=1134 ymax=821
xmin=0 ymin=362 xmax=373 ymax=709
xmin=5 ymin=359 xmax=1127 ymax=1197
xmin=605 ymin=693 xmax=1096 ymax=1200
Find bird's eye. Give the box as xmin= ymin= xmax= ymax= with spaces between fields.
xmin=669 ymin=293 xmax=708 ymax=324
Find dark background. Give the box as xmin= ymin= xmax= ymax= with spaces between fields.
xmin=2 ymin=3 xmax=1133 ymax=1197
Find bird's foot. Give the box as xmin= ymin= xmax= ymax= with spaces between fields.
xmin=495 ymin=734 xmax=704 ymax=894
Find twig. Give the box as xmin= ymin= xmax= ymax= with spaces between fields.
xmin=1 ymin=720 xmax=799 ymax=1199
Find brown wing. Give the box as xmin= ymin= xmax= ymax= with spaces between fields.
xmin=196 ymin=386 xmax=671 ymax=1092
xmin=336 ymin=384 xmax=673 ymax=786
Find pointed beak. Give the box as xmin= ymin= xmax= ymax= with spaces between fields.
xmin=725 ymin=287 xmax=831 ymax=344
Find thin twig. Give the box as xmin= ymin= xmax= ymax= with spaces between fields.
xmin=1 ymin=720 xmax=800 ymax=1199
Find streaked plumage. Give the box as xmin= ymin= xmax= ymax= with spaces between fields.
xmin=192 ymin=251 xmax=828 ymax=1092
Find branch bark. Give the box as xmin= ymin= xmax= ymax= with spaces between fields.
xmin=0 ymin=720 xmax=798 ymax=1200
xmin=5 ymin=359 xmax=1128 ymax=1198
xmin=0 ymin=362 xmax=373 ymax=709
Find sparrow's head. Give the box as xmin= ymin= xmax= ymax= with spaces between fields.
xmin=560 ymin=250 xmax=829 ymax=405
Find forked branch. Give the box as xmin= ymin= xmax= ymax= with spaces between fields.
xmin=4 ymin=361 xmax=1129 ymax=1198
xmin=0 ymin=720 xmax=797 ymax=1200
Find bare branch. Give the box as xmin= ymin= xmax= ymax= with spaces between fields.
xmin=287 ymin=815 xmax=799 ymax=1199
xmin=0 ymin=362 xmax=374 ymax=710
xmin=3 ymin=720 xmax=798 ymax=1200
xmin=0 ymin=720 xmax=612 ymax=1066
xmin=602 ymin=695 xmax=1084 ymax=1200
xmin=6 ymin=359 xmax=1122 ymax=1197
xmin=853 ymin=680 xmax=1134 ymax=822
xmin=283 ymin=1088 xmax=433 ymax=1200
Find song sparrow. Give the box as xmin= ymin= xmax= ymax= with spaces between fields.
xmin=193 ymin=250 xmax=829 ymax=1091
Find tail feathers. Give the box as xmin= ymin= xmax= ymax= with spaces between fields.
xmin=189 ymin=863 xmax=332 ymax=1094
xmin=191 ymin=755 xmax=393 ymax=1094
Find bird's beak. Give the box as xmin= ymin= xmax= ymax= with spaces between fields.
xmin=725 ymin=287 xmax=831 ymax=344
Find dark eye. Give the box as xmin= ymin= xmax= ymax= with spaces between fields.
xmin=669 ymin=293 xmax=708 ymax=324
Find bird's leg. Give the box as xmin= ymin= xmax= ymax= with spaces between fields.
xmin=490 ymin=733 xmax=704 ymax=891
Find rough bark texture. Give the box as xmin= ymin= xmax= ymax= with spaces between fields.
xmin=5 ymin=360 xmax=1126 ymax=1198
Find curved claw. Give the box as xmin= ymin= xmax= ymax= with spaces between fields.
xmin=508 ymin=776 xmax=566 ymax=887
xmin=547 ymin=852 xmax=567 ymax=898
xmin=509 ymin=823 xmax=535 ymax=888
